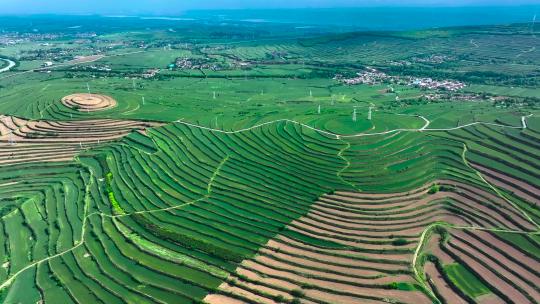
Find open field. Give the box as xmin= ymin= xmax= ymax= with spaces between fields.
xmin=0 ymin=15 xmax=538 ymax=304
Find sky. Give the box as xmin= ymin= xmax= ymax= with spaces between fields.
xmin=0 ymin=0 xmax=538 ymax=15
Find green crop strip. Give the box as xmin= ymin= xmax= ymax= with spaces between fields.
xmin=443 ymin=263 xmax=491 ymax=298
xmin=131 ymin=213 xmax=248 ymax=263
xmin=105 ymin=172 xmax=125 ymax=215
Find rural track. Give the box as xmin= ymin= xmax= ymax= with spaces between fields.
xmin=0 ymin=113 xmax=535 ymax=293
xmin=0 ymin=50 xmax=145 ymax=81
xmin=0 ymin=155 xmax=230 ymax=291
xmin=0 ymin=58 xmax=16 ymax=73
xmin=0 ymin=170 xmax=95 ymax=291
xmin=411 ymin=140 xmax=540 ymax=303
xmin=175 ymin=113 xmax=532 ymax=139
xmin=336 ymin=139 xmax=359 ymax=191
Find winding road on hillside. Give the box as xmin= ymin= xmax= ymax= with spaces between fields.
xmin=0 ymin=58 xmax=15 ymax=73
xmin=0 ymin=50 xmax=144 ymax=80
xmin=175 ymin=113 xmax=532 ymax=140
xmin=0 ymin=112 xmax=536 ymax=296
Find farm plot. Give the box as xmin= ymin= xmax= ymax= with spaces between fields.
xmin=0 ymin=111 xmax=538 ymax=303
xmin=0 ymin=115 xmax=160 ymax=165
xmin=205 ymin=177 xmax=537 ymax=304
xmin=424 ymin=228 xmax=540 ymax=304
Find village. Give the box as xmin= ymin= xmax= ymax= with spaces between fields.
xmin=173 ymin=56 xmax=251 ymax=71
xmin=335 ymin=67 xmax=466 ymax=91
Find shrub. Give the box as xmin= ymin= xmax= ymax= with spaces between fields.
xmin=291 ymin=289 xmax=304 ymax=298
xmin=388 ymin=282 xmax=418 ymax=291
xmin=300 ymin=282 xmax=316 ymax=289
xmin=428 ymin=184 xmax=440 ymax=194
xmin=392 ymin=238 xmax=409 ymax=246
xmin=132 ymin=213 xmax=247 ymax=262
xmin=274 ymin=294 xmax=286 ymax=302
xmin=104 ymin=172 xmax=125 ymax=214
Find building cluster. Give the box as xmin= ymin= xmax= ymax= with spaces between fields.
xmin=412 ymin=78 xmax=466 ymax=91
xmin=173 ymin=57 xmax=251 ymax=71
xmin=0 ymin=33 xmax=63 ymax=46
xmin=142 ymin=68 xmax=160 ymax=78
xmin=69 ymin=64 xmax=112 ymax=72
xmin=335 ymin=68 xmax=390 ymax=85
xmin=336 ymin=68 xmax=466 ymax=92
xmin=0 ymin=37 xmax=26 ymax=46
xmin=174 ymin=57 xmax=219 ymax=70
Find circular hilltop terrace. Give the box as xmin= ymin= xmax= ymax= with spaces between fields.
xmin=61 ymin=93 xmax=117 ymax=112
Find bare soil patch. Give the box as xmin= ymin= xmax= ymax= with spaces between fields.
xmin=61 ymin=93 xmax=117 ymax=112
xmin=424 ymin=262 xmax=468 ymax=304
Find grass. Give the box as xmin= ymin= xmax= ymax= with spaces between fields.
xmin=443 ymin=263 xmax=491 ymax=298
xmin=388 ymin=282 xmax=420 ymax=291
xmin=494 ymin=232 xmax=540 ymax=260
xmin=0 ymin=17 xmax=539 ymax=304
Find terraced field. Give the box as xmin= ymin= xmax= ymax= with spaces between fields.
xmin=0 ymin=16 xmax=539 ymax=304
xmin=0 ymin=105 xmax=538 ymax=303
xmin=0 ymin=115 xmax=160 ymax=165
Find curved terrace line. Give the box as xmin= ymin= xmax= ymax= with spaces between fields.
xmin=0 ymin=155 xmax=230 ymax=291
xmin=0 ymin=58 xmax=15 ymax=73
xmin=0 ymin=114 xmax=536 ymax=294
xmin=176 ymin=114 xmax=531 ymax=140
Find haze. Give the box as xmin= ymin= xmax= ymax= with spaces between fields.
xmin=1 ymin=0 xmax=538 ymax=15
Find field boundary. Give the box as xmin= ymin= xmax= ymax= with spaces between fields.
xmin=175 ymin=114 xmax=532 ymax=140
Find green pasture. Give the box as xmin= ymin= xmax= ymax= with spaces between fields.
xmin=466 ymin=84 xmax=540 ymax=99
xmin=0 ymin=70 xmax=428 ymax=133
xmin=443 ymin=263 xmax=491 ymax=298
